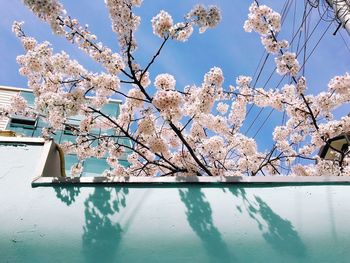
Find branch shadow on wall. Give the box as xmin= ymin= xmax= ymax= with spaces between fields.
xmin=179 ymin=187 xmax=232 ymax=262
xmin=229 ymin=187 xmax=306 ymax=257
xmin=54 ymin=186 xmax=128 ymax=262
xmin=81 ymin=187 xmax=129 ymax=263
xmin=54 ymin=186 xmax=81 ymax=206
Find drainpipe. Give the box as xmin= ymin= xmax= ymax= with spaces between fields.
xmin=326 ymin=0 xmax=350 ymax=35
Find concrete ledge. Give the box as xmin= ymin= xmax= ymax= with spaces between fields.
xmin=0 ymin=85 xmax=31 ymax=93
xmin=0 ymin=136 xmax=45 ymax=144
xmin=32 ymin=175 xmax=350 ymax=187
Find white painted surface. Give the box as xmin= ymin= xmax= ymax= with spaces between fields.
xmin=327 ymin=0 xmax=350 ymax=34
xmin=0 ymin=88 xmax=19 ymax=130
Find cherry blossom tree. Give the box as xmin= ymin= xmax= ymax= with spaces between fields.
xmin=3 ymin=0 xmax=350 ymax=177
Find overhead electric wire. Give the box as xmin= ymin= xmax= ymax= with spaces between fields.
xmin=245 ymin=0 xmax=349 ymax=175
xmin=253 ymin=10 xmax=333 ymax=141
xmin=251 ymin=1 xmax=314 ymax=93
xmin=258 ymin=6 xmax=325 ymax=94
xmin=303 ymin=0 xmax=310 ymax=76
xmin=291 ymin=0 xmax=298 ymax=51
xmin=245 ymin=0 xmax=300 ymax=134
xmin=247 ymin=3 xmax=313 ymax=93
xmin=339 ymin=30 xmax=350 ymax=53
xmin=243 ymin=0 xmax=342 ymax=162
xmin=299 ymin=22 xmax=333 ymax=72
xmin=245 ymin=1 xmax=329 ymax=141
xmin=246 ymin=0 xmax=294 ymax=120
xmin=253 ymin=108 xmax=275 ymax=139
xmin=245 ymin=108 xmax=265 ymax=135
xmin=252 ymin=51 xmax=268 ymax=81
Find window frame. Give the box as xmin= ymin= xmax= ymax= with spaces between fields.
xmin=9 ymin=115 xmax=38 ymax=130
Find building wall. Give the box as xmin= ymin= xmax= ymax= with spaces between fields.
xmin=0 ymin=148 xmax=350 ymax=263
xmin=0 ymin=87 xmax=17 ymax=129
xmin=2 ymin=87 xmax=350 ymax=262
xmin=0 ymin=86 xmax=130 ymax=177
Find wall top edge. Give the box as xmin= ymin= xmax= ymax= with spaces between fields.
xmin=32 ymin=175 xmax=350 ymax=186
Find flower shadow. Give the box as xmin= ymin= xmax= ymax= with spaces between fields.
xmin=54 ymin=186 xmax=81 ymax=206
xmin=82 ymin=187 xmax=129 ymax=263
xmin=229 ymin=187 xmax=306 ymax=257
xmin=179 ymin=187 xmax=232 ymax=262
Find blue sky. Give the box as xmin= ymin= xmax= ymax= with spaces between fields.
xmin=0 ymin=0 xmax=349 ymax=151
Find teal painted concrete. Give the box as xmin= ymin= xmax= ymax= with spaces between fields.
xmin=1 ymin=144 xmax=350 ymax=262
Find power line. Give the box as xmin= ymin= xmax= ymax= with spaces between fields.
xmin=339 ymin=30 xmax=350 ymax=53
xmin=253 ymin=108 xmax=275 ymax=139
xmin=245 ymin=2 xmax=331 ymax=144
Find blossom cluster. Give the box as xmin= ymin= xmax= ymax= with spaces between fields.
xmin=261 ymin=35 xmax=288 ymax=54
xmin=275 ymin=52 xmax=300 ymax=76
xmin=154 ymin=74 xmax=176 ymax=90
xmin=13 ymin=26 xmax=122 ymax=132
xmin=61 ymin=17 xmax=125 ymax=75
xmin=151 ymin=4 xmax=220 ymax=41
xmin=22 ymin=0 xmax=64 ymax=34
xmin=11 ymin=0 xmax=350 ymax=177
xmin=244 ymin=2 xmax=281 ymax=34
xmin=186 ymin=5 xmax=221 ymax=33
xmin=105 ymin=0 xmax=142 ymax=52
xmin=328 ymin=72 xmax=350 ymax=95
xmin=151 ymin=10 xmax=174 ymax=38
xmin=183 ymin=67 xmax=224 ymax=117
xmin=153 ymin=90 xmax=183 ymax=121
xmin=170 ymin=22 xmax=194 ymax=42
xmin=244 ymin=2 xmax=300 ymax=76
xmin=20 ymin=0 xmax=127 ymax=75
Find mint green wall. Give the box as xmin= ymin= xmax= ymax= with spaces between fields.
xmin=1 ymin=143 xmax=350 ymax=262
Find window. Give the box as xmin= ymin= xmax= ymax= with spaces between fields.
xmin=10 ymin=116 xmax=37 ymax=129
xmin=19 ymin=91 xmax=35 ymax=106
xmin=82 ymin=158 xmax=109 ymax=177
xmin=64 ymin=123 xmax=79 ymax=135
